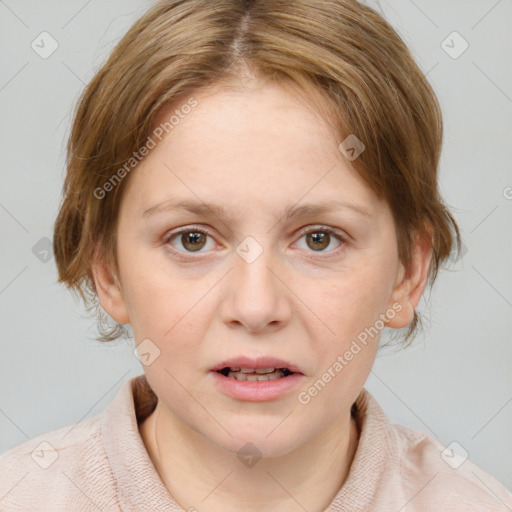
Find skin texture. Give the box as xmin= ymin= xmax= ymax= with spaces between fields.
xmin=93 ymin=78 xmax=432 ymax=512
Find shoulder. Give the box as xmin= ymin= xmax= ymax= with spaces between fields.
xmin=388 ymin=422 xmax=512 ymax=511
xmin=351 ymin=388 xmax=512 ymax=511
xmin=0 ymin=415 xmax=120 ymax=511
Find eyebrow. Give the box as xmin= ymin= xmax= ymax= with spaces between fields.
xmin=142 ymin=198 xmax=373 ymax=221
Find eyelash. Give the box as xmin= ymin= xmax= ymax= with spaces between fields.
xmin=163 ymin=225 xmax=348 ymax=261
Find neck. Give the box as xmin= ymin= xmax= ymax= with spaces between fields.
xmin=140 ymin=402 xmax=359 ymax=512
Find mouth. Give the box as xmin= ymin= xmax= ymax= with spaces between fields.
xmin=210 ymin=361 xmax=305 ymax=401
xmin=216 ymin=367 xmax=295 ymax=381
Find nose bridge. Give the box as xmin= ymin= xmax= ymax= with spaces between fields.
xmin=222 ymin=234 xmax=289 ymax=331
xmin=235 ymin=234 xmax=280 ymax=297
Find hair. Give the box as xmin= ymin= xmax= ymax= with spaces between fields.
xmin=53 ymin=0 xmax=461 ymax=345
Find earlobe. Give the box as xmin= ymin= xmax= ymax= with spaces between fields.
xmin=92 ymin=252 xmax=130 ymax=324
xmin=385 ymin=227 xmax=433 ymax=329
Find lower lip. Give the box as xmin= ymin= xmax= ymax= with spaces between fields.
xmin=210 ymin=371 xmax=305 ymax=402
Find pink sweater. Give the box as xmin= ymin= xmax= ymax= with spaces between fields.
xmin=1 ymin=374 xmax=511 ymax=511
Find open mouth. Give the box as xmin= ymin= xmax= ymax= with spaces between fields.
xmin=217 ymin=367 xmax=294 ymax=381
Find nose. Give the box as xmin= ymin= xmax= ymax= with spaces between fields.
xmin=219 ymin=241 xmax=292 ymax=333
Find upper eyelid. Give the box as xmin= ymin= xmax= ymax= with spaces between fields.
xmin=166 ymin=224 xmax=346 ymax=236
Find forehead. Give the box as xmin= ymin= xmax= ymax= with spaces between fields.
xmin=151 ymin=78 xmax=343 ymax=148
xmin=121 ymin=80 xmax=384 ymax=221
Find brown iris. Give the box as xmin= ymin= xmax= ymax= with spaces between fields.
xmin=181 ymin=231 xmax=207 ymax=252
xmin=306 ymin=231 xmax=330 ymax=251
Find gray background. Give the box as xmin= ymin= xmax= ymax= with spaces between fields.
xmin=1 ymin=0 xmax=511 ymax=493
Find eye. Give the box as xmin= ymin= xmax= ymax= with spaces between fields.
xmin=164 ymin=226 xmax=216 ymax=256
xmin=164 ymin=225 xmax=348 ymax=260
xmin=295 ymin=226 xmax=346 ymax=255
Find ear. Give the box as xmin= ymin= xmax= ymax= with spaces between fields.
xmin=92 ymin=249 xmax=130 ymax=324
xmin=385 ymin=225 xmax=433 ymax=329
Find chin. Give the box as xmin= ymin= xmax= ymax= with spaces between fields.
xmin=211 ymin=424 xmax=305 ymax=460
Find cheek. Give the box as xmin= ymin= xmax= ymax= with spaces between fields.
xmin=304 ymin=259 xmax=394 ymax=390
xmin=119 ymin=253 xmax=215 ymax=375
xmin=297 ymin=277 xmax=385 ymax=421
xmin=317 ymin=267 xmax=394 ymax=341
xmin=117 ymin=240 xmax=191 ymax=333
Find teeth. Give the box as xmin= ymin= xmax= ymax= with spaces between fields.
xmin=255 ymin=367 xmax=275 ymax=374
xmin=234 ymin=367 xmax=275 ymax=374
xmin=228 ymin=369 xmax=284 ymax=381
xmin=256 ymin=373 xmax=280 ymax=381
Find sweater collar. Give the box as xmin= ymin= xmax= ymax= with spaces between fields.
xmin=101 ymin=374 xmax=182 ymax=511
xmin=327 ymin=385 xmax=393 ymax=511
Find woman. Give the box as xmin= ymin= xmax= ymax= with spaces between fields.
xmin=1 ymin=0 xmax=510 ymax=510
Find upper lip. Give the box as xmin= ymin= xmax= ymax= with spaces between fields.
xmin=210 ymin=356 xmax=304 ymax=374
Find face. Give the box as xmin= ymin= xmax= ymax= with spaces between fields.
xmin=96 ymin=79 xmax=418 ymax=457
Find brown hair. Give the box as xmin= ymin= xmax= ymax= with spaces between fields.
xmin=53 ymin=0 xmax=461 ymax=344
